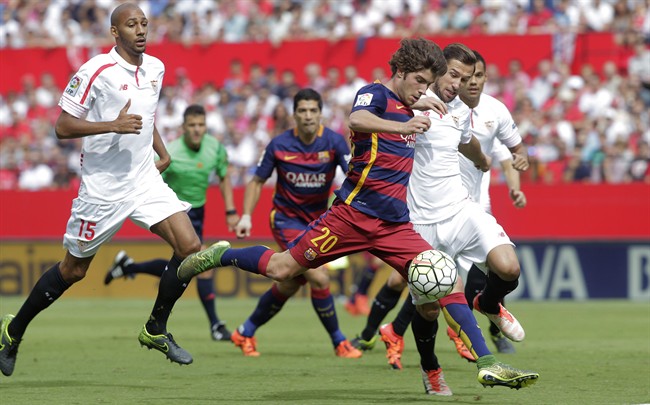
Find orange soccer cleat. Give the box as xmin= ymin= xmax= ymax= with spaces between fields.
xmin=335 ymin=340 xmax=363 ymax=358
xmin=231 ymin=330 xmax=260 ymax=357
xmin=446 ymin=326 xmax=476 ymax=362
xmin=379 ymin=323 xmax=404 ymax=370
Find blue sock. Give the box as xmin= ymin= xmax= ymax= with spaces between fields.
xmin=442 ymin=302 xmax=491 ymax=358
xmin=222 ymin=246 xmax=272 ymax=274
xmin=311 ymin=287 xmax=345 ymax=347
xmin=241 ymin=286 xmax=288 ymax=336
xmin=196 ymin=277 xmax=219 ymax=326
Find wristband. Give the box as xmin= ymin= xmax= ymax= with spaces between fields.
xmin=226 ymin=209 xmax=237 ymax=216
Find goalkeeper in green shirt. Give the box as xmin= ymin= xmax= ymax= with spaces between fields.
xmin=104 ymin=104 xmax=239 ymax=341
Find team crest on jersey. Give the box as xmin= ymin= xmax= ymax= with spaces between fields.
xmin=76 ymin=239 xmax=88 ymax=252
xmin=485 ymin=120 xmax=494 ymax=129
xmin=303 ymin=248 xmax=318 ymax=261
xmin=317 ymin=151 xmax=330 ymax=162
xmin=354 ymin=93 xmax=373 ymax=107
xmin=451 ymin=115 xmax=460 ymax=128
xmin=65 ymin=76 xmax=82 ymax=96
xmin=150 ymin=80 xmax=158 ymax=93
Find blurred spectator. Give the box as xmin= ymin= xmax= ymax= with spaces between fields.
xmin=18 ymin=149 xmax=53 ymax=190
xmin=1 ymin=0 xmax=649 ymax=189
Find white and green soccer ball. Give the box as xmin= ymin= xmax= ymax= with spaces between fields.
xmin=408 ymin=249 xmax=457 ymax=301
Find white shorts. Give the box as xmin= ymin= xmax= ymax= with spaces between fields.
xmin=63 ymin=179 xmax=190 ymax=258
xmin=412 ymin=200 xmax=513 ymax=284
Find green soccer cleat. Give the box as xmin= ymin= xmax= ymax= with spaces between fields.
xmin=138 ymin=325 xmax=193 ymax=365
xmin=177 ymin=241 xmax=231 ymax=282
xmin=477 ymin=362 xmax=539 ymax=389
xmin=0 ymin=314 xmax=20 ymax=377
xmin=350 ymin=335 xmax=377 ymax=351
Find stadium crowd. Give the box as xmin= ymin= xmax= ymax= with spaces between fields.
xmin=1 ymin=0 xmax=649 ymax=190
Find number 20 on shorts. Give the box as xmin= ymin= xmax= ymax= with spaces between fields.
xmin=309 ymin=226 xmax=338 ymax=253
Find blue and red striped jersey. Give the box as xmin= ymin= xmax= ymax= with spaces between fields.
xmin=255 ymin=125 xmax=350 ymax=225
xmin=335 ymin=82 xmax=417 ymax=223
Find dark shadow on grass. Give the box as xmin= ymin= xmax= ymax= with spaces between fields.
xmin=0 ymin=380 xmax=150 ymax=390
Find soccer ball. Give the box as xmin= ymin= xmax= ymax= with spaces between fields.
xmin=408 ymin=249 xmax=457 ymax=301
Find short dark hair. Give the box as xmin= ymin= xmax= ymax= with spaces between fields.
xmin=472 ymin=49 xmax=486 ymax=67
xmin=183 ymin=104 xmax=206 ymax=121
xmin=293 ymin=88 xmax=322 ymax=112
xmin=388 ymin=38 xmax=447 ymax=78
xmin=443 ymin=43 xmax=477 ymax=66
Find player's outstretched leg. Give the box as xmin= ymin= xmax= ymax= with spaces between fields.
xmin=0 ymin=315 xmax=20 ymax=377
xmin=138 ymin=325 xmax=193 ymax=365
xmin=178 ymin=241 xmax=231 ymax=282
xmin=477 ymin=358 xmax=539 ymax=389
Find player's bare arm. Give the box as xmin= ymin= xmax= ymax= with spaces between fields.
xmin=153 ymin=125 xmax=171 ymax=173
xmin=508 ymin=143 xmax=529 ymax=171
xmin=500 ymin=159 xmax=527 ymax=208
xmin=349 ymin=110 xmax=431 ymax=134
xmin=218 ymin=171 xmax=239 ymax=231
xmin=235 ymin=176 xmax=265 ymax=238
xmin=55 ymin=99 xmax=143 ymax=139
xmin=459 ymin=135 xmax=490 ymax=172
xmin=411 ymin=96 xmax=448 ymax=116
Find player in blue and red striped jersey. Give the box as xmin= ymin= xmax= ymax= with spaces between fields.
xmin=179 ymin=38 xmax=461 ymax=395
xmin=230 ymin=88 xmax=362 ymax=358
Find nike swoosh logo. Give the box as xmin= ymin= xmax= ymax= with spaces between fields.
xmin=396 ymin=105 xmax=406 ymax=109
xmin=146 ymin=338 xmax=169 ymax=353
xmin=285 ymin=155 xmax=298 ymax=161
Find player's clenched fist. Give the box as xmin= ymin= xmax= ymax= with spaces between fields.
xmin=235 ymin=214 xmax=252 ymax=239
xmin=113 ymin=99 xmax=143 ymax=134
xmin=401 ymin=116 xmax=431 ymax=134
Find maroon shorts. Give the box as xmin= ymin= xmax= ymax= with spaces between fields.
xmin=289 ymin=200 xmax=432 ymax=278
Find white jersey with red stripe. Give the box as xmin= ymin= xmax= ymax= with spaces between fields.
xmin=408 ymin=90 xmax=472 ymax=224
xmin=459 ymin=92 xmax=522 ymax=206
xmin=58 ymin=47 xmax=164 ymax=203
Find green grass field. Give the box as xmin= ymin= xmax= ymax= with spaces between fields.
xmin=0 ymin=297 xmax=648 ymax=405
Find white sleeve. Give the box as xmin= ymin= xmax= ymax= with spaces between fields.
xmin=58 ymin=62 xmax=96 ymax=118
xmin=495 ymin=102 xmax=522 ymax=148
xmin=492 ymin=139 xmax=512 ymax=163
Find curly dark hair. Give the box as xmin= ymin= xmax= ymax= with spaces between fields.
xmin=388 ymin=38 xmax=447 ymax=79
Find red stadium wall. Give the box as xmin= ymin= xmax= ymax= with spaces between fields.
xmin=0 ymin=33 xmax=629 ymax=95
xmin=0 ymin=184 xmax=648 ymax=241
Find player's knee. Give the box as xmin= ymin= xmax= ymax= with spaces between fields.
xmin=277 ymin=280 xmax=300 ymax=296
xmin=416 ymin=302 xmax=440 ymax=321
xmin=306 ymin=268 xmax=330 ymax=289
xmin=494 ymin=262 xmax=520 ymax=281
xmin=61 ymin=265 xmax=88 ymax=284
xmin=386 ymin=271 xmax=407 ymax=290
xmin=177 ymin=238 xmax=202 ymax=258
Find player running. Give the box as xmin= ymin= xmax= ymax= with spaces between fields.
xmin=231 ymin=88 xmax=361 ymax=358
xmin=104 ymin=104 xmax=237 ymax=342
xmin=0 ymin=3 xmax=201 ymax=376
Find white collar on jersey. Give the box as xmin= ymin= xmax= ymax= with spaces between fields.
xmin=109 ymin=47 xmax=146 ymax=74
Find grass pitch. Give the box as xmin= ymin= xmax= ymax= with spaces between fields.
xmin=0 ymin=297 xmax=648 ymax=404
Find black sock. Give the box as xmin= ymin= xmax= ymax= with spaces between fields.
xmin=480 ymin=272 xmax=518 ymax=314
xmin=464 ymin=265 xmax=487 ymax=310
xmin=411 ymin=311 xmax=439 ymax=371
xmin=392 ymin=297 xmax=415 ymax=336
xmin=360 ymin=284 xmax=402 ymax=341
xmin=146 ymin=255 xmax=187 ymax=335
xmin=125 ymin=259 xmax=167 ymax=277
xmin=9 ymin=263 xmax=70 ymax=339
